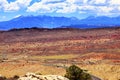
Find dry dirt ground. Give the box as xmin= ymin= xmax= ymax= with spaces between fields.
xmin=0 ymin=28 xmax=120 ymax=80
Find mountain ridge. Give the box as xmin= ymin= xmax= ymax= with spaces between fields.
xmin=0 ymin=15 xmax=120 ymax=30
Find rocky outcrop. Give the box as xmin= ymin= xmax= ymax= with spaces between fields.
xmin=18 ymin=73 xmax=69 ymax=80
xmin=18 ymin=73 xmax=102 ymax=80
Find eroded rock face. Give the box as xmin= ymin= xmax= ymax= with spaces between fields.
xmin=18 ymin=73 xmax=69 ymax=80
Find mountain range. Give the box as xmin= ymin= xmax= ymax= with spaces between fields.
xmin=0 ymin=15 xmax=120 ymax=30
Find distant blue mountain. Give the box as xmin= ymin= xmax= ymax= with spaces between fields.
xmin=80 ymin=16 xmax=120 ymax=25
xmin=0 ymin=15 xmax=80 ymax=30
xmin=63 ymin=16 xmax=120 ymax=29
xmin=0 ymin=15 xmax=120 ymax=30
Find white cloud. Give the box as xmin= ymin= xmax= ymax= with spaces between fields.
xmin=1 ymin=0 xmax=120 ymax=16
xmin=0 ymin=0 xmax=8 ymax=5
xmin=98 ymin=6 xmax=113 ymax=13
xmin=26 ymin=0 xmax=120 ymax=16
xmin=41 ymin=0 xmax=64 ymax=3
xmin=16 ymin=0 xmax=32 ymax=7
xmin=109 ymin=0 xmax=120 ymax=5
xmin=89 ymin=0 xmax=106 ymax=4
xmin=56 ymin=4 xmax=78 ymax=13
xmin=0 ymin=0 xmax=32 ymax=11
xmin=27 ymin=0 xmax=79 ymax=13
xmin=4 ymin=2 xmax=20 ymax=11
xmin=78 ymin=5 xmax=95 ymax=11
xmin=65 ymin=0 xmax=76 ymax=4
xmin=27 ymin=2 xmax=50 ymax=12
xmin=83 ymin=0 xmax=88 ymax=4
xmin=0 ymin=0 xmax=8 ymax=9
xmin=27 ymin=0 xmax=67 ymax=13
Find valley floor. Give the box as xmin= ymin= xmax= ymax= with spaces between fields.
xmin=0 ymin=28 xmax=120 ymax=80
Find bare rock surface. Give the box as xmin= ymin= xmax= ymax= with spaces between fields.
xmin=91 ymin=75 xmax=102 ymax=80
xmin=18 ymin=73 xmax=102 ymax=80
xmin=18 ymin=73 xmax=69 ymax=80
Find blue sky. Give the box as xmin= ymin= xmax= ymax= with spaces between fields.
xmin=0 ymin=0 xmax=120 ymax=21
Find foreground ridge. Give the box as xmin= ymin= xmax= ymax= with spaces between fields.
xmin=18 ymin=73 xmax=101 ymax=80
xmin=18 ymin=73 xmax=69 ymax=80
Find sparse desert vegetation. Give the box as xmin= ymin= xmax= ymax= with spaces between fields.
xmin=0 ymin=28 xmax=120 ymax=80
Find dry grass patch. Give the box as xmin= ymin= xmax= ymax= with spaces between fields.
xmin=0 ymin=62 xmax=65 ymax=78
xmin=29 ymin=54 xmax=79 ymax=60
xmin=79 ymin=64 xmax=120 ymax=80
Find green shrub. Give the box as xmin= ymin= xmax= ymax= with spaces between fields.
xmin=64 ymin=65 xmax=92 ymax=80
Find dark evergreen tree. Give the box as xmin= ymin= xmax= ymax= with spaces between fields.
xmin=65 ymin=65 xmax=92 ymax=80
